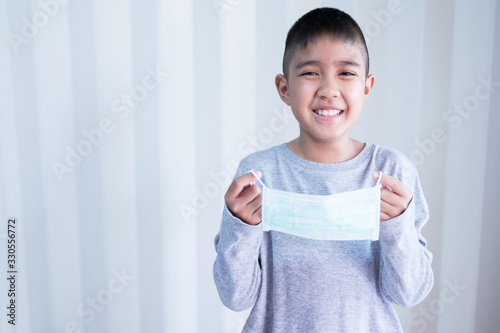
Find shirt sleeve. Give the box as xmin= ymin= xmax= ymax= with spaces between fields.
xmin=213 ymin=157 xmax=264 ymax=311
xmin=378 ymin=171 xmax=434 ymax=307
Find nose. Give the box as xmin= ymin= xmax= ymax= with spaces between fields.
xmin=318 ymin=77 xmax=340 ymax=100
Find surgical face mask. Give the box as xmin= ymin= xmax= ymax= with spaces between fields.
xmin=250 ymin=171 xmax=382 ymax=241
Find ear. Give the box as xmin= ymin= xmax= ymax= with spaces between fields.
xmin=275 ymin=74 xmax=290 ymax=106
xmin=364 ymin=74 xmax=375 ymax=101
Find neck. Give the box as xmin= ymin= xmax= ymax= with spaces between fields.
xmin=288 ymin=135 xmax=364 ymax=163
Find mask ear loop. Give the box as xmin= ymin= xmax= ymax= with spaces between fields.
xmin=249 ymin=170 xmax=267 ymax=188
xmin=376 ymin=171 xmax=383 ymax=188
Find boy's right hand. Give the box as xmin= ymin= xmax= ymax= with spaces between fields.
xmin=224 ymin=171 xmax=263 ymax=225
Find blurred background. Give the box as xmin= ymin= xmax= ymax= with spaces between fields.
xmin=0 ymin=0 xmax=499 ymax=332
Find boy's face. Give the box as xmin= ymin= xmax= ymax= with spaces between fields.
xmin=276 ymin=36 xmax=375 ymax=145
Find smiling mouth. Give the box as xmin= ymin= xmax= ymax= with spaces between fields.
xmin=313 ymin=109 xmax=344 ymax=116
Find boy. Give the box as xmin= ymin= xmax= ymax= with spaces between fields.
xmin=213 ymin=7 xmax=433 ymax=333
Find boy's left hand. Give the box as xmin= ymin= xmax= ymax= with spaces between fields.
xmin=372 ymin=172 xmax=413 ymax=221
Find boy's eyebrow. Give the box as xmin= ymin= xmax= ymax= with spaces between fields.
xmin=295 ymin=60 xmax=321 ymax=70
xmin=336 ymin=60 xmax=360 ymax=67
xmin=295 ymin=59 xmax=361 ymax=70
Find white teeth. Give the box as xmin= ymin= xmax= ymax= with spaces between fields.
xmin=316 ymin=109 xmax=342 ymax=116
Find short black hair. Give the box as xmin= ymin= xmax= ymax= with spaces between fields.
xmin=282 ymin=7 xmax=369 ymax=78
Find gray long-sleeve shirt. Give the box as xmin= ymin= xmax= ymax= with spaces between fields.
xmin=213 ymin=143 xmax=434 ymax=332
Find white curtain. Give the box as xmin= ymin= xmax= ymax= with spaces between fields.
xmin=0 ymin=0 xmax=499 ymax=332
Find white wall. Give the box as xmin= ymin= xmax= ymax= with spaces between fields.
xmin=0 ymin=0 xmax=499 ymax=332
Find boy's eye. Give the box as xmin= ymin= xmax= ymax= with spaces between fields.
xmin=300 ymin=71 xmax=319 ymax=76
xmin=340 ymin=72 xmax=356 ymax=76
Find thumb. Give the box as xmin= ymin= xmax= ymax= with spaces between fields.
xmin=372 ymin=171 xmax=382 ymax=181
xmin=249 ymin=170 xmax=262 ymax=179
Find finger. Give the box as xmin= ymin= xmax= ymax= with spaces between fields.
xmin=372 ymin=172 xmax=411 ymax=198
xmin=238 ymin=184 xmax=262 ymax=202
xmin=236 ymin=193 xmax=262 ymax=225
xmin=251 ymin=206 xmax=263 ymax=224
xmin=248 ymin=194 xmax=263 ymax=223
xmin=380 ymin=199 xmax=401 ymax=219
xmin=225 ymin=171 xmax=262 ymax=200
xmin=247 ymin=192 xmax=262 ymax=211
xmin=380 ymin=188 xmax=402 ymax=208
xmin=381 ymin=185 xmax=412 ymax=214
xmin=380 ymin=211 xmax=391 ymax=221
xmin=382 ymin=191 xmax=410 ymax=214
xmin=373 ymin=173 xmax=394 ymax=192
xmin=226 ymin=184 xmax=261 ymax=216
